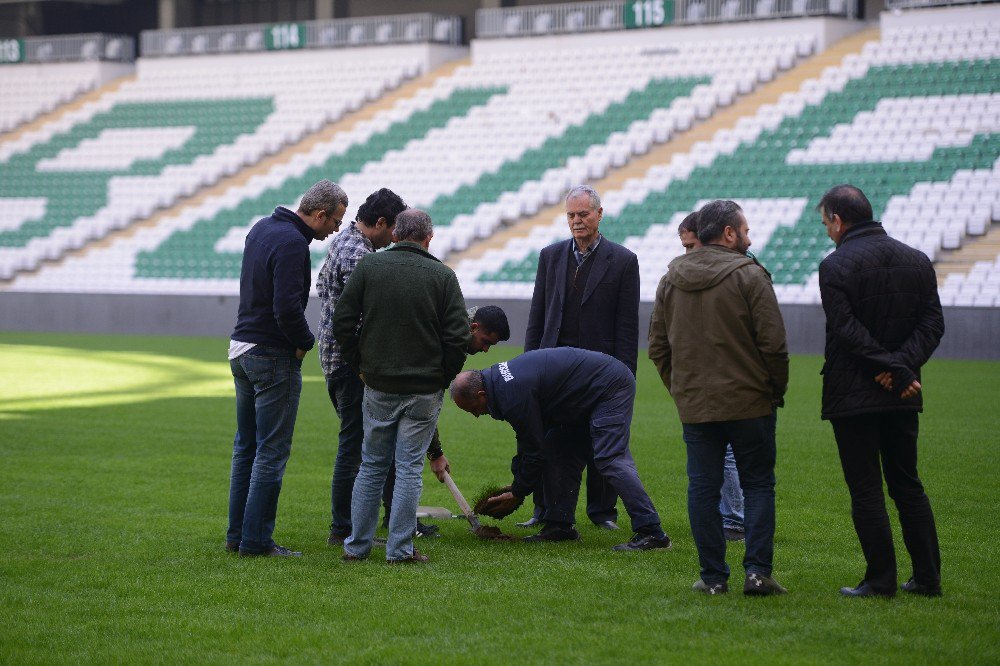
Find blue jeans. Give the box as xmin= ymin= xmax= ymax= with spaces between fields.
xmin=683 ymin=414 xmax=777 ymax=584
xmin=720 ymin=444 xmax=745 ymax=532
xmin=227 ymin=346 xmax=302 ymax=554
xmin=344 ymin=387 xmax=442 ymax=561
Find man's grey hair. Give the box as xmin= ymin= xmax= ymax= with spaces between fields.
xmin=566 ymin=185 xmax=601 ymax=210
xmin=450 ymin=370 xmax=485 ymax=403
xmin=696 ymin=200 xmax=743 ymax=245
xmin=298 ymin=180 xmax=348 ymax=216
xmin=394 ymin=208 xmax=433 ymax=242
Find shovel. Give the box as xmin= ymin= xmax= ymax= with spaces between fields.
xmin=441 ymin=471 xmax=513 ymax=541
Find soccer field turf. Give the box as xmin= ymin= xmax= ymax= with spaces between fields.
xmin=1 ymin=332 xmax=997 ymax=664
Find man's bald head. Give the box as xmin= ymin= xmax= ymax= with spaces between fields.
xmin=450 ymin=370 xmax=488 ymax=417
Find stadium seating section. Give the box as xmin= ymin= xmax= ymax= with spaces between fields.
xmin=457 ymin=18 xmax=999 ymax=305
xmin=0 ymin=49 xmax=421 ymax=279
xmin=0 ymin=62 xmax=105 ymax=133
xmin=2 ymin=11 xmax=998 ymax=307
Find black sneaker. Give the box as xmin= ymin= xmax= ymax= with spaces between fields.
xmin=225 ymin=542 xmax=239 ymax=553
xmin=724 ymin=528 xmax=745 ymax=542
xmin=415 ymin=520 xmax=440 ymax=538
xmin=523 ymin=525 xmax=581 ymax=543
xmin=744 ymin=572 xmax=787 ymax=595
xmin=612 ymin=532 xmax=672 ymax=552
xmin=692 ymin=579 xmax=729 ymax=595
xmin=901 ymin=578 xmax=942 ymax=597
xmin=239 ymin=544 xmax=302 ymax=558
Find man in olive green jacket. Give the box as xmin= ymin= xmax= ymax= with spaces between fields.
xmin=332 ymin=208 xmax=469 ymax=563
xmin=648 ymin=200 xmax=788 ymax=596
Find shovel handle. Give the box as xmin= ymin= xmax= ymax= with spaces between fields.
xmin=442 ymin=471 xmax=481 ymax=530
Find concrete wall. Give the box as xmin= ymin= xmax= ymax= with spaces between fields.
xmin=3 ymin=292 xmax=998 ymax=359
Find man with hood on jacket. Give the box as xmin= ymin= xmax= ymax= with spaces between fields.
xmin=649 ymin=199 xmax=789 ymax=596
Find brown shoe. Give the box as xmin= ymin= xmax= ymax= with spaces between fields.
xmin=387 ymin=549 xmax=429 ymax=564
xmin=342 ymin=552 xmax=366 ymax=562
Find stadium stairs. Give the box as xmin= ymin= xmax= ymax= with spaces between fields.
xmin=935 ymin=220 xmax=1000 ymax=284
xmin=10 ymin=58 xmax=471 ymax=276
xmin=446 ymin=26 xmax=880 ymax=266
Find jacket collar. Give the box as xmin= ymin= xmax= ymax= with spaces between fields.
xmin=388 ymin=241 xmax=440 ymax=262
xmin=837 ymin=220 xmax=884 ymax=248
xmin=274 ymin=206 xmax=315 ymax=242
xmin=555 ymin=237 xmax=613 ymax=306
xmin=483 ymin=367 xmax=502 ymax=420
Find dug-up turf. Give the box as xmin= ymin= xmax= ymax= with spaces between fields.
xmin=471 ymin=525 xmax=515 ymax=541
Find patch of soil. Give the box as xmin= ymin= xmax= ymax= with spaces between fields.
xmin=473 ymin=525 xmax=516 ymax=541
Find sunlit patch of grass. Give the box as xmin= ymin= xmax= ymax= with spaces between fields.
xmin=1 ymin=344 xmax=234 ymax=416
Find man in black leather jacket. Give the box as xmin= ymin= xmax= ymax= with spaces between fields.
xmin=817 ymin=184 xmax=945 ymax=599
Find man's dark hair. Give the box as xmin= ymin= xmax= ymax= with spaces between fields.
xmin=472 ymin=305 xmax=511 ymax=341
xmin=678 ymin=210 xmax=699 ymax=235
xmin=817 ymin=184 xmax=873 ymax=227
xmin=696 ymin=200 xmax=743 ymax=245
xmin=356 ymin=188 xmax=406 ymax=228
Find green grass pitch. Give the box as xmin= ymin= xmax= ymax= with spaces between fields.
xmin=1 ymin=332 xmax=997 ymax=663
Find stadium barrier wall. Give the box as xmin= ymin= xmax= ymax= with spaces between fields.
xmin=881 ymin=1 xmax=1000 ymax=26
xmin=1 ymin=292 xmax=997 ymax=360
xmin=470 ymin=14 xmax=865 ymax=59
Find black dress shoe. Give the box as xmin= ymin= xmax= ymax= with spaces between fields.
xmin=839 ymin=581 xmax=895 ymax=598
xmin=225 ymin=542 xmax=239 ymax=553
xmin=239 ymin=544 xmax=303 ymax=558
xmin=594 ymin=520 xmax=620 ymax=531
xmin=516 ymin=517 xmax=542 ymax=528
xmin=901 ymin=578 xmax=942 ymax=597
xmin=523 ymin=525 xmax=581 ymax=542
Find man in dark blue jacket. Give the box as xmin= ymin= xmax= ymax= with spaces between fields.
xmin=818 ymin=185 xmax=945 ymax=598
xmin=521 ymin=185 xmax=640 ymax=530
xmin=226 ymin=179 xmax=348 ymax=557
xmin=451 ymin=348 xmax=671 ymax=551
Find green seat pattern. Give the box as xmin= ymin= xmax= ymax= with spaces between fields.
xmin=134 ymin=87 xmax=506 ymax=280
xmin=425 ymin=76 xmax=707 ymax=226
xmin=480 ymin=59 xmax=999 ymax=285
xmin=0 ymin=99 xmax=274 ymax=248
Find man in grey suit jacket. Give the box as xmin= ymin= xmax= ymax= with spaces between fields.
xmin=519 ymin=185 xmax=640 ymax=535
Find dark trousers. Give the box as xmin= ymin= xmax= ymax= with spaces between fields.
xmin=531 ymin=425 xmax=619 ymax=524
xmin=682 ymin=414 xmax=777 ymax=584
xmin=831 ymin=411 xmax=941 ymax=592
xmin=542 ymin=380 xmax=660 ymax=533
xmin=326 ymin=367 xmax=394 ymax=533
